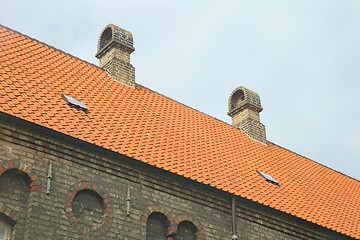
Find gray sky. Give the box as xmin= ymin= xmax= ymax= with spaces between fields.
xmin=1 ymin=0 xmax=360 ymax=180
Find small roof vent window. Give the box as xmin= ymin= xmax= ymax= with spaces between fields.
xmin=256 ymin=170 xmax=279 ymax=185
xmin=61 ymin=94 xmax=88 ymax=111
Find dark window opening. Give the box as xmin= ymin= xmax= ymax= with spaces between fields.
xmin=146 ymin=212 xmax=168 ymax=240
xmin=231 ymin=90 xmax=245 ymax=110
xmin=99 ymin=27 xmax=112 ymax=50
xmin=175 ymin=221 xmax=197 ymax=240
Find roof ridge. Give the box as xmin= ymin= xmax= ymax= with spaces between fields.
xmin=0 ymin=24 xmax=102 ymax=72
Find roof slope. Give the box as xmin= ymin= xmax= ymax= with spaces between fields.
xmin=1 ymin=25 xmax=359 ymax=239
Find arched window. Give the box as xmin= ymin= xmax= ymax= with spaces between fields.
xmin=0 ymin=169 xmax=30 ymax=203
xmin=175 ymin=221 xmax=197 ymax=240
xmin=0 ymin=217 xmax=12 ymax=240
xmin=0 ymin=169 xmax=30 ymax=239
xmin=146 ymin=212 xmax=168 ymax=240
xmin=72 ymin=189 xmax=104 ymax=230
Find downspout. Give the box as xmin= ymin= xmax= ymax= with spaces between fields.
xmin=231 ymin=197 xmax=238 ymax=240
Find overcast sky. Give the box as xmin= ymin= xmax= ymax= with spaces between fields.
xmin=1 ymin=0 xmax=360 ymax=180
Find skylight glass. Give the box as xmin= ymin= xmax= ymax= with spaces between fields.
xmin=256 ymin=170 xmax=279 ymax=185
xmin=61 ymin=94 xmax=87 ymax=111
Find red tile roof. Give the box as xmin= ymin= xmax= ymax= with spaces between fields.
xmin=1 ymin=25 xmax=359 ymax=239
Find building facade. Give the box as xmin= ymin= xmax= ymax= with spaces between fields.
xmin=0 ymin=24 xmax=359 ymax=240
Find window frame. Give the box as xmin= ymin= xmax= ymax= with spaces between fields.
xmin=0 ymin=218 xmax=11 ymax=240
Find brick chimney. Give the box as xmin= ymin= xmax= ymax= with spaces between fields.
xmin=96 ymin=24 xmax=135 ymax=87
xmin=228 ymin=86 xmax=266 ymax=144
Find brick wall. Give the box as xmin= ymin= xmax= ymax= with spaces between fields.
xmin=102 ymin=56 xmax=135 ymax=88
xmin=231 ymin=108 xmax=260 ymax=124
xmin=0 ymin=118 xmax=353 ymax=240
xmin=0 ymin=170 xmax=29 ymax=239
xmin=235 ymin=118 xmax=267 ymax=144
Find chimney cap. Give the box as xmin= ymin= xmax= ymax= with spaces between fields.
xmin=96 ymin=24 xmax=135 ymax=59
xmin=227 ymin=86 xmax=263 ymax=117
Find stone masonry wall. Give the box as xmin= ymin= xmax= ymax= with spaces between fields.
xmin=0 ymin=119 xmax=352 ymax=240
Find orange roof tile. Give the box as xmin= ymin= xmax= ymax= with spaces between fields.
xmin=1 ymin=24 xmax=360 ymax=239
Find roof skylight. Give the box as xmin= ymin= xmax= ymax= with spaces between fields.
xmin=61 ymin=94 xmax=87 ymax=111
xmin=256 ymin=170 xmax=279 ymax=185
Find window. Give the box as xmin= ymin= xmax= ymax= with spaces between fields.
xmin=256 ymin=170 xmax=279 ymax=185
xmin=72 ymin=189 xmax=104 ymax=229
xmin=175 ymin=221 xmax=197 ymax=240
xmin=0 ymin=218 xmax=11 ymax=240
xmin=146 ymin=212 xmax=168 ymax=240
xmin=61 ymin=94 xmax=88 ymax=111
xmin=0 ymin=169 xmax=29 ymax=239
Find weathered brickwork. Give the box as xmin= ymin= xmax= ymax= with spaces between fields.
xmin=237 ymin=118 xmax=267 ymax=144
xmin=0 ymin=170 xmax=28 ymax=239
xmin=99 ymin=46 xmax=131 ymax=66
xmin=102 ymin=56 xmax=135 ymax=88
xmin=96 ymin=24 xmax=135 ymax=88
xmin=146 ymin=212 xmax=168 ymax=240
xmin=231 ymin=108 xmax=261 ymax=123
xmin=66 ymin=183 xmax=113 ymax=236
xmin=175 ymin=221 xmax=197 ymax=240
xmin=228 ymin=86 xmax=267 ymax=144
xmin=0 ymin=119 xmax=353 ymax=240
